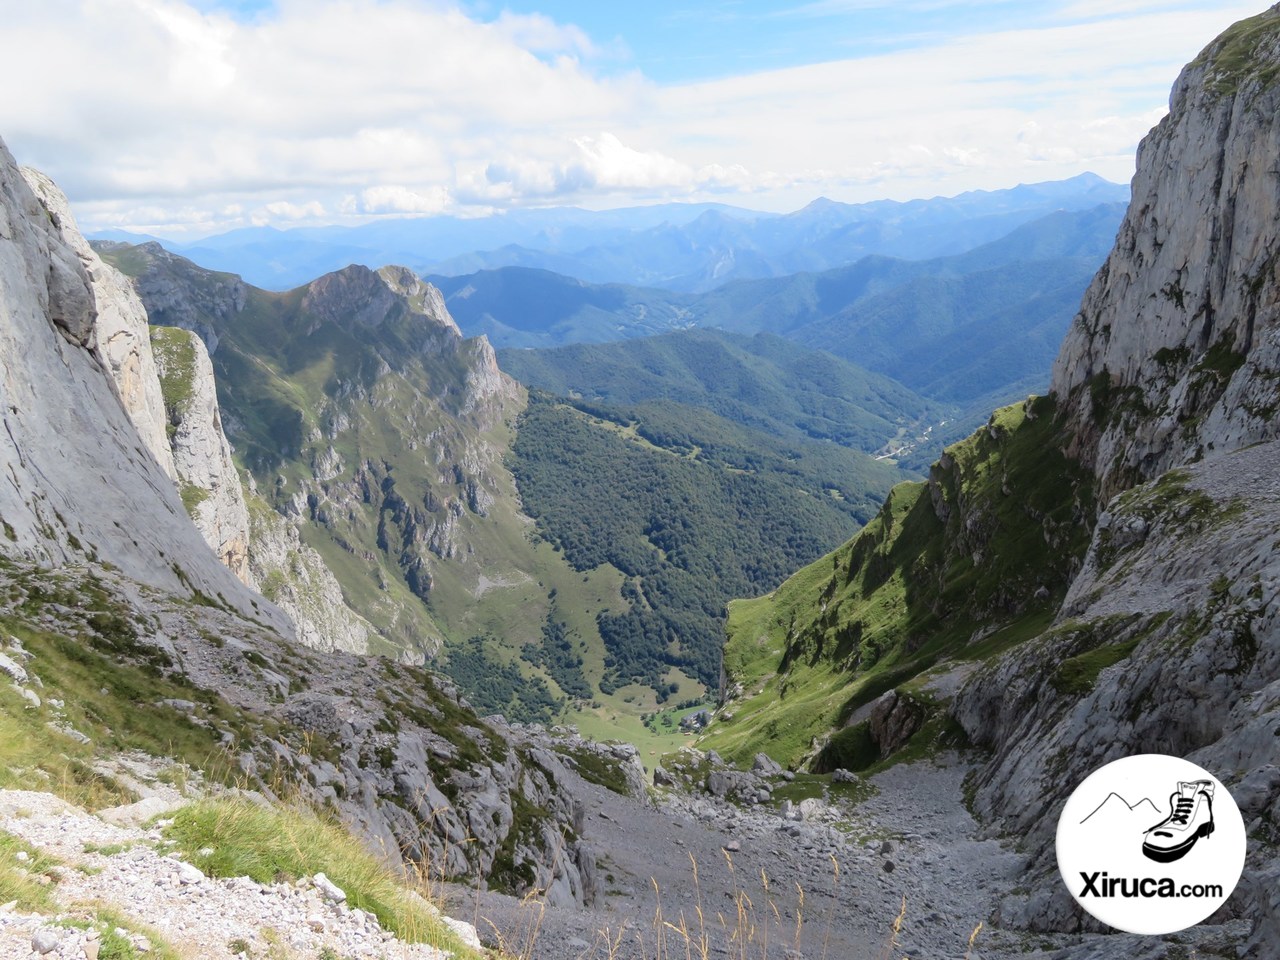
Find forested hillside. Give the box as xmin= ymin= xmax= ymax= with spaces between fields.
xmin=499 ymin=328 xmax=942 ymax=458
xmin=510 ymin=391 xmax=904 ymax=696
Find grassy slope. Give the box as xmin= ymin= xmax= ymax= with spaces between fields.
xmin=701 ymin=396 xmax=1094 ymax=767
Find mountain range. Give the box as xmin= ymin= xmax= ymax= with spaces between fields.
xmin=6 ymin=7 xmax=1280 ymax=957
xmin=95 ymin=239 xmax=916 ymax=734
xmin=93 ymin=173 xmax=1127 ymax=292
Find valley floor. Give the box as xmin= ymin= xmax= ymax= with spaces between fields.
xmin=452 ymin=754 xmax=1249 ymax=960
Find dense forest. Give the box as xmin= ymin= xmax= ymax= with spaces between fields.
xmin=509 ymin=391 xmax=902 ymax=695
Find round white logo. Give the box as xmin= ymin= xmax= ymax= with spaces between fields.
xmin=1056 ymin=754 xmax=1245 ymax=935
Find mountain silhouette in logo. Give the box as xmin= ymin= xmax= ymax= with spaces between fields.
xmin=1080 ymin=792 xmax=1162 ymax=827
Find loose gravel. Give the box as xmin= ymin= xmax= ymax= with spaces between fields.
xmin=0 ymin=789 xmax=475 ymax=960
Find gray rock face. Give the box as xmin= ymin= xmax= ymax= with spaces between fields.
xmin=954 ymin=11 xmax=1280 ymax=942
xmin=377 ymin=265 xmax=462 ymax=337
xmin=868 ymin=690 xmax=925 ymax=757
xmin=117 ymin=240 xmax=245 ymax=355
xmin=21 ymin=170 xmax=176 ymax=481
xmin=0 ymin=137 xmax=287 ymax=634
xmin=151 ymin=326 xmax=254 ymax=585
xmin=956 ymin=440 xmax=1280 ymax=933
xmin=1052 ymin=9 xmax=1280 ymax=500
xmin=244 ymin=488 xmax=372 ymax=654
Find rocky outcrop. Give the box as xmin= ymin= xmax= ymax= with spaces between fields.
xmin=377 ymin=265 xmax=462 ymax=337
xmin=952 ymin=10 xmax=1280 ymax=946
xmin=20 ymin=172 xmax=177 ymax=481
xmin=867 ymin=690 xmax=926 ymax=757
xmin=0 ymin=137 xmax=286 ymax=632
xmin=244 ymin=487 xmax=372 ymax=655
xmin=955 ymin=441 xmax=1280 ymax=936
xmin=151 ymin=326 xmax=254 ymax=586
xmin=1053 ymin=7 xmax=1280 ymax=501
xmin=99 ymin=242 xmax=534 ymax=658
xmin=108 ymin=240 xmax=247 ymax=356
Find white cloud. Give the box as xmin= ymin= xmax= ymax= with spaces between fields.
xmin=360 ymin=184 xmax=452 ymax=215
xmin=264 ymin=199 xmax=326 ymax=220
xmin=0 ymin=0 xmax=1262 ymax=235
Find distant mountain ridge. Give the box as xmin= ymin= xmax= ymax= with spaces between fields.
xmin=93 ymin=174 xmax=1128 ymax=292
xmin=439 ymin=203 xmax=1125 ymax=441
xmin=497 ymin=329 xmax=942 ymax=459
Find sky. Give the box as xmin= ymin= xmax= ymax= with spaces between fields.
xmin=0 ymin=0 xmax=1263 ymax=239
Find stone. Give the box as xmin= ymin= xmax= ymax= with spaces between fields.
xmin=751 ymin=752 xmax=783 ymax=777
xmin=0 ymin=652 xmax=27 ymax=684
xmin=31 ymin=928 xmax=63 ymax=955
xmin=100 ymin=796 xmax=185 ymax=828
xmin=314 ymin=871 xmax=347 ymax=903
xmin=868 ymin=690 xmax=925 ymax=758
xmin=177 ymin=861 xmax=204 ymax=885
xmin=831 ymin=769 xmax=858 ymax=784
xmin=798 ymin=798 xmax=826 ymax=822
xmin=442 ymin=916 xmax=483 ymax=950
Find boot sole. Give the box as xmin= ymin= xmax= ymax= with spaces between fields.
xmin=1142 ymin=821 xmax=1214 ymax=863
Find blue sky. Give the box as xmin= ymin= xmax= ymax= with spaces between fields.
xmin=0 ymin=0 xmax=1263 ymax=237
xmin=481 ymin=1 xmax=1051 ymax=82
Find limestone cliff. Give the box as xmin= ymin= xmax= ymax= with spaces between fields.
xmin=1053 ymin=8 xmax=1280 ymax=500
xmin=0 ymin=136 xmax=284 ymax=632
xmin=19 ymin=169 xmax=176 ymax=481
xmin=149 ymin=325 xmax=255 ymax=585
xmin=951 ymin=9 xmax=1280 ymax=946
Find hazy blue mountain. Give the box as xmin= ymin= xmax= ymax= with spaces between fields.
xmin=429 ymin=268 xmax=697 ymax=347
xmin=90 ymin=175 xmax=1127 ymax=291
xmin=438 ymin=204 xmax=1123 ymax=412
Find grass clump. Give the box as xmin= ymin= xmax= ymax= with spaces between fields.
xmin=178 ymin=482 xmax=210 ymax=516
xmin=165 ymin=797 xmax=475 ymax=955
xmin=0 ymin=828 xmax=62 ymax=912
xmin=1193 ymin=7 xmax=1280 ymax=98
xmin=58 ymin=909 xmax=182 ymax=960
xmin=150 ymin=325 xmax=200 ymax=415
xmin=1052 ymin=638 xmax=1142 ymax=695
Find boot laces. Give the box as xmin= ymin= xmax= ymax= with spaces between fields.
xmin=1170 ymin=796 xmax=1195 ymax=825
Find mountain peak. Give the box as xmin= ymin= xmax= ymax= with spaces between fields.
xmin=1051 ymin=2 xmax=1280 ymax=498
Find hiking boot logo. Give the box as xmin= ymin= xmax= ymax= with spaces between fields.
xmin=1142 ymin=780 xmax=1214 ymax=863
xmin=1056 ymin=754 xmax=1246 ymax=936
